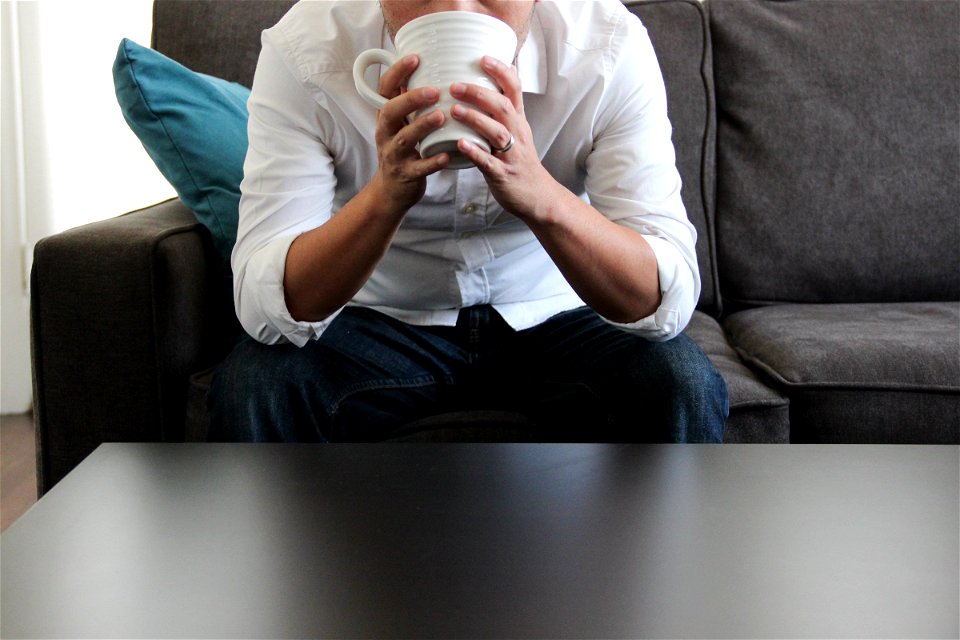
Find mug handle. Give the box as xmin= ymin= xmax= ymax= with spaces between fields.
xmin=353 ymin=49 xmax=396 ymax=110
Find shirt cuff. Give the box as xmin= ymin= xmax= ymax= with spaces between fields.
xmin=234 ymin=234 xmax=340 ymax=347
xmin=604 ymin=235 xmax=697 ymax=341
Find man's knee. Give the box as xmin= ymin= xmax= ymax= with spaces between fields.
xmin=619 ymin=334 xmax=729 ymax=442
xmin=653 ymin=335 xmax=728 ymax=442
xmin=207 ymin=337 xmax=333 ymax=442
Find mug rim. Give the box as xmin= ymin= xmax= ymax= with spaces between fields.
xmin=395 ymin=9 xmax=517 ymax=45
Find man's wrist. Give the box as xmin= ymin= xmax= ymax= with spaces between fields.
xmin=521 ymin=176 xmax=580 ymax=228
xmin=364 ymin=172 xmax=417 ymax=222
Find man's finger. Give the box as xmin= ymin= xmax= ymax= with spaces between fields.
xmin=384 ymin=109 xmax=445 ymax=159
xmin=378 ymin=55 xmax=419 ymax=98
xmin=379 ymin=86 xmax=441 ymax=132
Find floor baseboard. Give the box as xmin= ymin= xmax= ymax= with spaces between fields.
xmin=1 ymin=411 xmax=38 ymax=532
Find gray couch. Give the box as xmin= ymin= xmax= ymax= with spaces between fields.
xmin=31 ymin=0 xmax=959 ymax=493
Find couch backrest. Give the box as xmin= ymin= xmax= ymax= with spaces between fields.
xmin=711 ymin=0 xmax=960 ymax=307
xmin=625 ymin=0 xmax=720 ymax=316
xmin=152 ymin=0 xmax=295 ymax=88
xmin=152 ymin=0 xmax=721 ymax=315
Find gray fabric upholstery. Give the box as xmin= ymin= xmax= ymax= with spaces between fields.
xmin=711 ymin=0 xmax=960 ymax=306
xmin=724 ymin=303 xmax=960 ymax=391
xmin=152 ymin=0 xmax=295 ymax=88
xmin=626 ymin=0 xmax=719 ymax=315
xmin=31 ymin=200 xmax=234 ymax=491
xmin=787 ymin=389 xmax=960 ymax=445
xmin=724 ymin=302 xmax=960 ymax=442
xmin=684 ymin=311 xmax=789 ymax=442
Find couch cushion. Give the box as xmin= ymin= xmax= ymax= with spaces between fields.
xmin=710 ymin=0 xmax=960 ymax=305
xmin=113 ymin=38 xmax=249 ymax=269
xmin=626 ymin=0 xmax=719 ymax=315
xmin=683 ymin=311 xmax=789 ymax=442
xmin=724 ymin=302 xmax=960 ymax=443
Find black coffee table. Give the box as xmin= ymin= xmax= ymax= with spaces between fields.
xmin=2 ymin=443 xmax=957 ymax=638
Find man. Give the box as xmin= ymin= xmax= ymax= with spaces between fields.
xmin=208 ymin=0 xmax=729 ymax=442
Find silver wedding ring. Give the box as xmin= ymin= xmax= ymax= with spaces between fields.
xmin=493 ymin=134 xmax=515 ymax=154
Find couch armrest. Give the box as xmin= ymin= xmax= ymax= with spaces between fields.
xmin=31 ymin=199 xmax=238 ymax=494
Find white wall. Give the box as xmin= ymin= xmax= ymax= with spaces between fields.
xmin=1 ymin=0 xmax=175 ymax=414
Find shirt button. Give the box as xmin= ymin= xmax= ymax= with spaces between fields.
xmin=463 ymin=202 xmax=479 ymax=215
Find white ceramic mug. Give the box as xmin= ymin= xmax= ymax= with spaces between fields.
xmin=353 ymin=11 xmax=518 ymax=170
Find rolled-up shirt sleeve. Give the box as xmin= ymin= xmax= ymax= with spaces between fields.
xmin=584 ymin=13 xmax=701 ymax=342
xmin=233 ymin=33 xmax=339 ymax=346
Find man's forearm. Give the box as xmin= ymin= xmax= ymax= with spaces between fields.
xmin=523 ymin=181 xmax=663 ymax=324
xmin=283 ymin=178 xmax=407 ymax=322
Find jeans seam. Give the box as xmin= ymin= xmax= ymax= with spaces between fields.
xmin=328 ymin=374 xmax=453 ymax=414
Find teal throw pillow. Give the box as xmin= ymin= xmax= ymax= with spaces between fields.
xmin=113 ymin=38 xmax=249 ymax=270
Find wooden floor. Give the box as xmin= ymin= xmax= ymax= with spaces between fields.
xmin=1 ymin=411 xmax=38 ymax=532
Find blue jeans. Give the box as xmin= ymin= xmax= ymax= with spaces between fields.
xmin=208 ymin=306 xmax=728 ymax=442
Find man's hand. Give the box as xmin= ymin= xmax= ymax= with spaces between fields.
xmin=372 ymin=55 xmax=450 ymax=214
xmin=448 ymin=56 xmax=558 ymax=222
xmin=448 ymin=55 xmax=663 ymax=324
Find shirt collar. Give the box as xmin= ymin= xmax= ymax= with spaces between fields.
xmin=517 ymin=9 xmax=547 ymax=95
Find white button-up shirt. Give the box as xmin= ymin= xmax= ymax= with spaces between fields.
xmin=235 ymin=0 xmax=700 ymax=347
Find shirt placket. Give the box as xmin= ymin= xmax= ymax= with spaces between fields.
xmin=453 ymin=169 xmax=494 ymax=306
